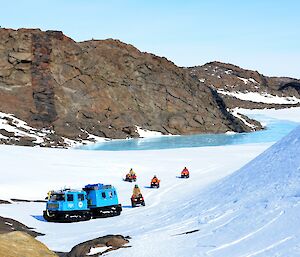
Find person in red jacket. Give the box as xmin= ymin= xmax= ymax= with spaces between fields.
xmin=181 ymin=167 xmax=190 ymax=177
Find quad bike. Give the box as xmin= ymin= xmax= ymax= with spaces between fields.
xmin=131 ymin=194 xmax=145 ymax=207
xmin=124 ymin=174 xmax=137 ymax=182
xmin=181 ymin=171 xmax=189 ymax=178
xmin=150 ymin=181 xmax=160 ymax=188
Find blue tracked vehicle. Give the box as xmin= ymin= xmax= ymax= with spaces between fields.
xmin=43 ymin=183 xmax=122 ymax=222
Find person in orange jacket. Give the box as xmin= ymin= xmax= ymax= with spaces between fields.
xmin=151 ymin=175 xmax=160 ymax=184
xmin=151 ymin=175 xmax=160 ymax=188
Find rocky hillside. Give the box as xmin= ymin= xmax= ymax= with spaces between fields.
xmin=189 ymin=62 xmax=300 ymax=109
xmin=0 ymin=28 xmax=258 ymax=147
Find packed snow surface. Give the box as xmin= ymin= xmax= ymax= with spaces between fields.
xmin=1 ymin=109 xmax=300 ymax=256
xmin=0 ymin=143 xmax=270 ymax=256
xmin=239 ymin=107 xmax=300 ymax=123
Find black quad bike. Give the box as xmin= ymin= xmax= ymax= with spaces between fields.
xmin=150 ymin=181 xmax=160 ymax=188
xmin=181 ymin=172 xmax=189 ymax=178
xmin=131 ymin=194 xmax=145 ymax=207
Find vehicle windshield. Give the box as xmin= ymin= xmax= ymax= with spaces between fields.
xmin=50 ymin=193 xmax=65 ymax=201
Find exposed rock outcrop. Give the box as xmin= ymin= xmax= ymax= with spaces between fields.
xmin=58 ymin=234 xmax=130 ymax=257
xmin=0 ymin=216 xmax=43 ymax=237
xmin=0 ymin=199 xmax=11 ymax=204
xmin=0 ymin=28 xmax=258 ymax=147
xmin=189 ymin=61 xmax=300 ymax=109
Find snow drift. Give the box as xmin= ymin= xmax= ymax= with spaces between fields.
xmin=188 ymin=125 xmax=300 ymax=256
xmin=203 ymin=124 xmax=300 ymax=203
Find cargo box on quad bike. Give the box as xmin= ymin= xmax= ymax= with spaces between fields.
xmin=131 ymin=195 xmax=145 ymax=207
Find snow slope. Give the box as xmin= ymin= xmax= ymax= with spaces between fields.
xmin=177 ymin=125 xmax=300 ymax=256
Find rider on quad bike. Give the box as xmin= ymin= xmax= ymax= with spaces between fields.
xmin=45 ymin=190 xmax=54 ymax=200
xmin=181 ymin=167 xmax=190 ymax=178
xmin=131 ymin=184 xmax=145 ymax=207
xmin=150 ymin=175 xmax=160 ymax=188
xmin=125 ymin=168 xmax=137 ymax=182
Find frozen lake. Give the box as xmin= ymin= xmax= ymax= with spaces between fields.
xmin=81 ymin=114 xmax=299 ymax=151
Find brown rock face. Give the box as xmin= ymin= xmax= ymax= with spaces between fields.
xmin=0 ymin=29 xmax=254 ymax=143
xmin=189 ymin=61 xmax=300 ymax=109
xmin=31 ymin=32 xmax=58 ymax=125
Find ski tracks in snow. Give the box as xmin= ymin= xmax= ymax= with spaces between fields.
xmin=206 ymin=210 xmax=284 ymax=255
xmin=242 ymin=236 xmax=293 ymax=257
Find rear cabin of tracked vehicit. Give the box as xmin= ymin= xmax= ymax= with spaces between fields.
xmin=84 ymin=183 xmax=122 ymax=217
xmin=43 ymin=183 xmax=122 ymax=222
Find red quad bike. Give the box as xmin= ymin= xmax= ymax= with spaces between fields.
xmin=124 ymin=174 xmax=137 ymax=182
xmin=181 ymin=171 xmax=189 ymax=178
xmin=150 ymin=180 xmax=160 ymax=188
xmin=131 ymin=194 xmax=145 ymax=207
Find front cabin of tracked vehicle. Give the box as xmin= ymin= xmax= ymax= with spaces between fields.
xmin=43 ymin=183 xmax=122 ymax=222
xmin=44 ymin=189 xmax=90 ymax=222
xmin=47 ymin=189 xmax=89 ymax=212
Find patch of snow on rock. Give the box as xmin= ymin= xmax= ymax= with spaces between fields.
xmin=136 ymin=126 xmax=163 ymax=138
xmin=87 ymin=246 xmax=111 ymax=255
xmin=249 ymin=78 xmax=258 ymax=84
xmin=238 ymin=77 xmax=249 ymax=84
xmin=231 ymin=109 xmax=257 ymax=130
xmin=0 ymin=112 xmax=48 ymax=144
xmin=225 ymin=131 xmax=237 ymax=135
xmin=217 ymin=90 xmax=300 ymax=104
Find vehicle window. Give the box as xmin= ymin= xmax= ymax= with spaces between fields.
xmin=78 ymin=194 xmax=84 ymax=201
xmin=114 ymin=191 xmax=116 ymax=196
xmin=50 ymin=194 xmax=65 ymax=201
xmin=67 ymin=194 xmax=74 ymax=201
xmin=101 ymin=192 xmax=106 ymax=198
xmin=108 ymin=191 xmax=113 ymax=198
